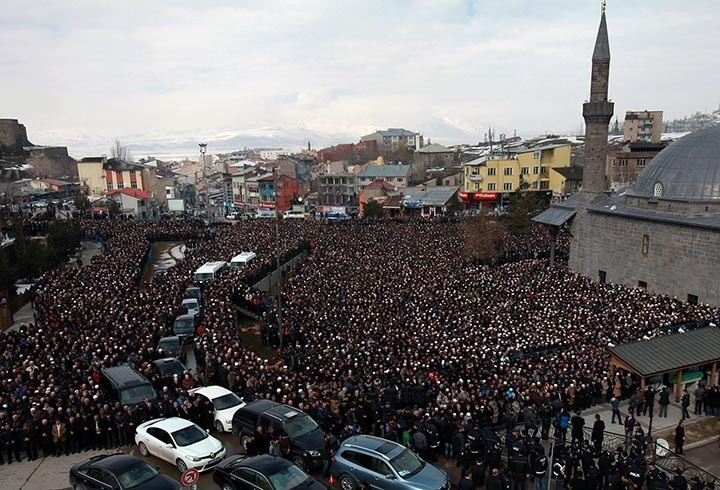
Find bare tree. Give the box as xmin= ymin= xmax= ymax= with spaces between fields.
xmin=110 ymin=139 xmax=133 ymax=161
xmin=463 ymin=214 xmax=507 ymax=264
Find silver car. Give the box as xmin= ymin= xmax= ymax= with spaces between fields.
xmin=331 ymin=435 xmax=450 ymax=490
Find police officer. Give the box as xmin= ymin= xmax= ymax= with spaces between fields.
xmin=531 ymin=447 xmax=548 ymax=490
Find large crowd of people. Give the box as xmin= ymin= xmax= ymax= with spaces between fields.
xmin=0 ymin=216 xmax=717 ymax=489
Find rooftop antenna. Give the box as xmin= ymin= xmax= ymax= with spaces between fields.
xmin=601 ymin=0 xmax=606 ymax=14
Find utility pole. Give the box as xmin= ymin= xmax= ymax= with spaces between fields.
xmin=274 ymin=169 xmax=283 ymax=349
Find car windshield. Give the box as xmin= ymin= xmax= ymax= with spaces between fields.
xmin=268 ymin=464 xmax=311 ymax=490
xmin=156 ymin=361 xmax=185 ymax=377
xmin=119 ymin=385 xmax=156 ymax=406
xmin=390 ymin=448 xmax=424 ymax=478
xmin=284 ymin=413 xmax=320 ymax=439
xmin=174 ymin=318 xmax=194 ymax=333
xmin=116 ymin=460 xmax=159 ymax=488
xmin=171 ymin=424 xmax=208 ymax=447
xmin=158 ymin=339 xmax=180 ymax=352
xmin=212 ymin=393 xmax=243 ymax=411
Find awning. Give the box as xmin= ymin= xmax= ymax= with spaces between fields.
xmin=532 ymin=207 xmax=576 ymax=226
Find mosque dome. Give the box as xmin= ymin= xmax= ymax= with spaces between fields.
xmin=628 ymin=126 xmax=720 ymax=202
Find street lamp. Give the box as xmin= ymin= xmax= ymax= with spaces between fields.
xmin=274 ymin=169 xmax=284 ymax=349
xmin=199 ymin=143 xmax=207 ymax=215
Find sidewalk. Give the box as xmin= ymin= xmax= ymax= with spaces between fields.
xmin=6 ymin=240 xmax=103 ymax=333
xmin=582 ymin=397 xmax=697 ymax=438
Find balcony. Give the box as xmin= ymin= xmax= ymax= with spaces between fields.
xmin=466 ymin=174 xmax=483 ymax=181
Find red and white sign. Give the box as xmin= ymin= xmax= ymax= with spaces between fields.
xmin=258 ymin=202 xmax=276 ymax=209
xmin=180 ymin=467 xmax=200 ymax=486
xmin=460 ymin=191 xmax=498 ymax=202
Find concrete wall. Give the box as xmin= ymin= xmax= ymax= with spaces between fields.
xmin=571 ymin=210 xmax=720 ymax=306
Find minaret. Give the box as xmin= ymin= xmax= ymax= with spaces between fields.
xmin=581 ymin=2 xmax=614 ymax=201
xmin=569 ymin=3 xmax=614 ymax=273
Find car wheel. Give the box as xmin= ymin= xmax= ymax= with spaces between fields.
xmin=240 ymin=434 xmax=251 ymax=453
xmin=176 ymin=458 xmax=188 ymax=473
xmin=138 ymin=442 xmax=149 ymax=457
xmin=339 ymin=474 xmax=356 ymax=490
xmin=221 ymin=483 xmax=236 ymax=490
xmin=291 ymin=455 xmax=306 ymax=470
xmin=215 ymin=420 xmax=225 ymax=433
xmin=73 ymin=484 xmax=88 ymax=490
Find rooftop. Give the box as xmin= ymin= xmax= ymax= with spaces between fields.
xmin=610 ymin=327 xmax=720 ymax=377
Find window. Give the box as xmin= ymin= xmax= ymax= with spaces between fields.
xmin=106 ymin=182 xmax=113 ymax=190
xmin=598 ymin=270 xmax=606 ymax=284
xmin=371 ymin=457 xmax=393 ymax=476
xmin=503 ymin=182 xmax=513 ymax=191
xmin=637 ymin=158 xmax=646 ymax=167
xmin=503 ymin=167 xmax=513 ymax=176
xmin=540 ymin=181 xmax=549 ymax=190
xmin=487 ymin=167 xmax=497 ymax=176
xmin=532 ymin=182 xmax=539 ymax=189
xmin=117 ymin=182 xmax=124 ymax=189
xmin=129 ymin=170 xmax=136 ymax=176
xmin=638 ymin=281 xmax=647 ymax=290
xmin=521 ymin=167 xmax=529 ymax=175
xmin=533 ymin=166 xmax=540 ymax=174
xmin=653 ymin=182 xmax=663 ymax=197
xmin=533 ymin=151 xmax=541 ymax=160
xmin=687 ymin=294 xmax=698 ymax=305
xmin=487 ymin=183 xmax=496 ymax=191
xmin=474 ymin=183 xmax=480 ymax=190
xmin=540 ymin=166 xmax=549 ymax=177
xmin=642 ymin=234 xmax=649 ymax=255
xmin=619 ymin=159 xmax=628 ymax=167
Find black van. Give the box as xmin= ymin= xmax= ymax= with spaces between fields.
xmin=231 ymin=400 xmax=324 ymax=470
xmin=101 ymin=365 xmax=158 ymax=407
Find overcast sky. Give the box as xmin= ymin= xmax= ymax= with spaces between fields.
xmin=1 ymin=0 xmax=718 ymax=155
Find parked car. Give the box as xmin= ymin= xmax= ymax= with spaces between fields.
xmin=212 ymin=454 xmax=328 ymax=490
xmin=331 ymin=435 xmax=450 ymax=490
xmin=231 ymin=400 xmax=324 ymax=470
xmin=101 ymin=365 xmax=157 ymax=407
xmin=152 ymin=358 xmax=187 ymax=378
xmin=135 ymin=417 xmax=226 ymax=473
xmin=69 ymin=453 xmax=180 ymax=489
xmin=173 ymin=313 xmax=198 ymax=339
xmin=182 ymin=297 xmax=201 ymax=317
xmin=188 ymin=385 xmax=246 ymax=433
xmin=184 ymin=287 xmax=202 ymax=303
xmin=157 ymin=336 xmax=185 ymax=361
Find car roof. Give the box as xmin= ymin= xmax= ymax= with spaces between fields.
xmin=146 ymin=417 xmax=195 ymax=431
xmin=153 ymin=357 xmax=183 ymax=365
xmin=233 ymin=454 xmax=293 ymax=473
xmin=175 ymin=313 xmax=195 ymax=321
xmin=340 ymin=435 xmax=405 ymax=459
xmin=243 ymin=400 xmax=304 ymax=420
xmin=191 ymin=385 xmax=233 ymax=399
xmin=158 ymin=336 xmax=180 ymax=343
xmin=182 ymin=298 xmax=198 ymax=304
xmin=88 ymin=454 xmax=152 ymax=472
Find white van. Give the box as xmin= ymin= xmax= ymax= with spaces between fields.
xmin=229 ymin=252 xmax=257 ymax=269
xmin=256 ymin=209 xmax=276 ymax=219
xmin=283 ymin=210 xmax=305 ymax=219
xmin=194 ymin=261 xmax=226 ymax=282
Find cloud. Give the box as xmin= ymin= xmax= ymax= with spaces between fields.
xmin=1 ymin=0 xmax=718 ymax=156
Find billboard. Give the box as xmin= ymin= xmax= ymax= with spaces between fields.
xmin=168 ymin=198 xmax=185 ymax=212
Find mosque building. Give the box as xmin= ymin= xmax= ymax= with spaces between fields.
xmin=535 ymin=7 xmax=720 ymax=306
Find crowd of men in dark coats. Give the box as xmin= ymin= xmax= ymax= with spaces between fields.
xmin=0 ymin=216 xmax=717 ymax=490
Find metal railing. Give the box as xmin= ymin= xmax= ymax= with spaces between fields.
xmin=582 ymin=427 xmax=720 ymax=489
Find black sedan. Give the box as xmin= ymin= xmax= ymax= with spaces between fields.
xmin=69 ymin=453 xmax=180 ymax=490
xmin=213 ymin=454 xmax=328 ymax=490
